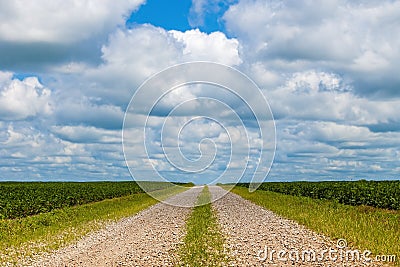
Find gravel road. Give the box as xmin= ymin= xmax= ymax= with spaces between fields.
xmin=23 ymin=186 xmax=386 ymax=266
xmin=26 ymin=186 xmax=203 ymax=267
xmin=209 ymin=186 xmax=384 ymax=267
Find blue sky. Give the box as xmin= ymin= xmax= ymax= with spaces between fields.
xmin=126 ymin=0 xmax=236 ymax=33
xmin=126 ymin=0 xmax=192 ymax=31
xmin=0 ymin=0 xmax=399 ymax=184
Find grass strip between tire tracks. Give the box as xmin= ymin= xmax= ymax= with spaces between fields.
xmin=178 ymin=186 xmax=227 ymax=267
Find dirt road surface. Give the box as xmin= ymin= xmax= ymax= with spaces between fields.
xmin=27 ymin=187 xmax=203 ymax=267
xmin=210 ymin=186 xmax=384 ymax=267
xmin=25 ymin=186 xmax=385 ymax=266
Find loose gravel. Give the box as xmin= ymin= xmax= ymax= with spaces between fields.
xmin=209 ymin=186 xmax=385 ymax=267
xmin=24 ymin=186 xmax=203 ymax=267
xmin=19 ymin=186 xmax=387 ymax=266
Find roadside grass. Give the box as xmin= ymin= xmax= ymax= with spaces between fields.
xmin=0 ymin=185 xmax=188 ymax=264
xmin=231 ymin=186 xmax=399 ymax=266
xmin=178 ymin=186 xmax=227 ymax=267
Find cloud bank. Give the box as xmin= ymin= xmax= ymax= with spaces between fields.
xmin=0 ymin=0 xmax=398 ymax=183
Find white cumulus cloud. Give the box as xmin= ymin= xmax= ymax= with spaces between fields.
xmin=171 ymin=29 xmax=242 ymax=66
xmin=0 ymin=72 xmax=52 ymax=120
xmin=224 ymin=0 xmax=400 ymax=96
xmin=0 ymin=0 xmax=145 ymax=43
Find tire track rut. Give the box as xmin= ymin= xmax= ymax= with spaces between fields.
xmin=210 ymin=186 xmax=384 ymax=267
xmin=27 ymin=187 xmax=203 ymax=267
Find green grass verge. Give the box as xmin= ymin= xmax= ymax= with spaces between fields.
xmin=0 ymin=185 xmax=188 ymax=265
xmin=231 ymin=186 xmax=399 ymax=266
xmin=178 ymin=186 xmax=227 ymax=267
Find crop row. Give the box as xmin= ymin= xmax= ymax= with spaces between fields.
xmin=0 ymin=181 xmax=174 ymax=219
xmin=237 ymin=180 xmax=400 ymax=210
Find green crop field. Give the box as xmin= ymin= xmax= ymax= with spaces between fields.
xmin=0 ymin=181 xmax=181 ymax=219
xmin=237 ymin=180 xmax=400 ymax=210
